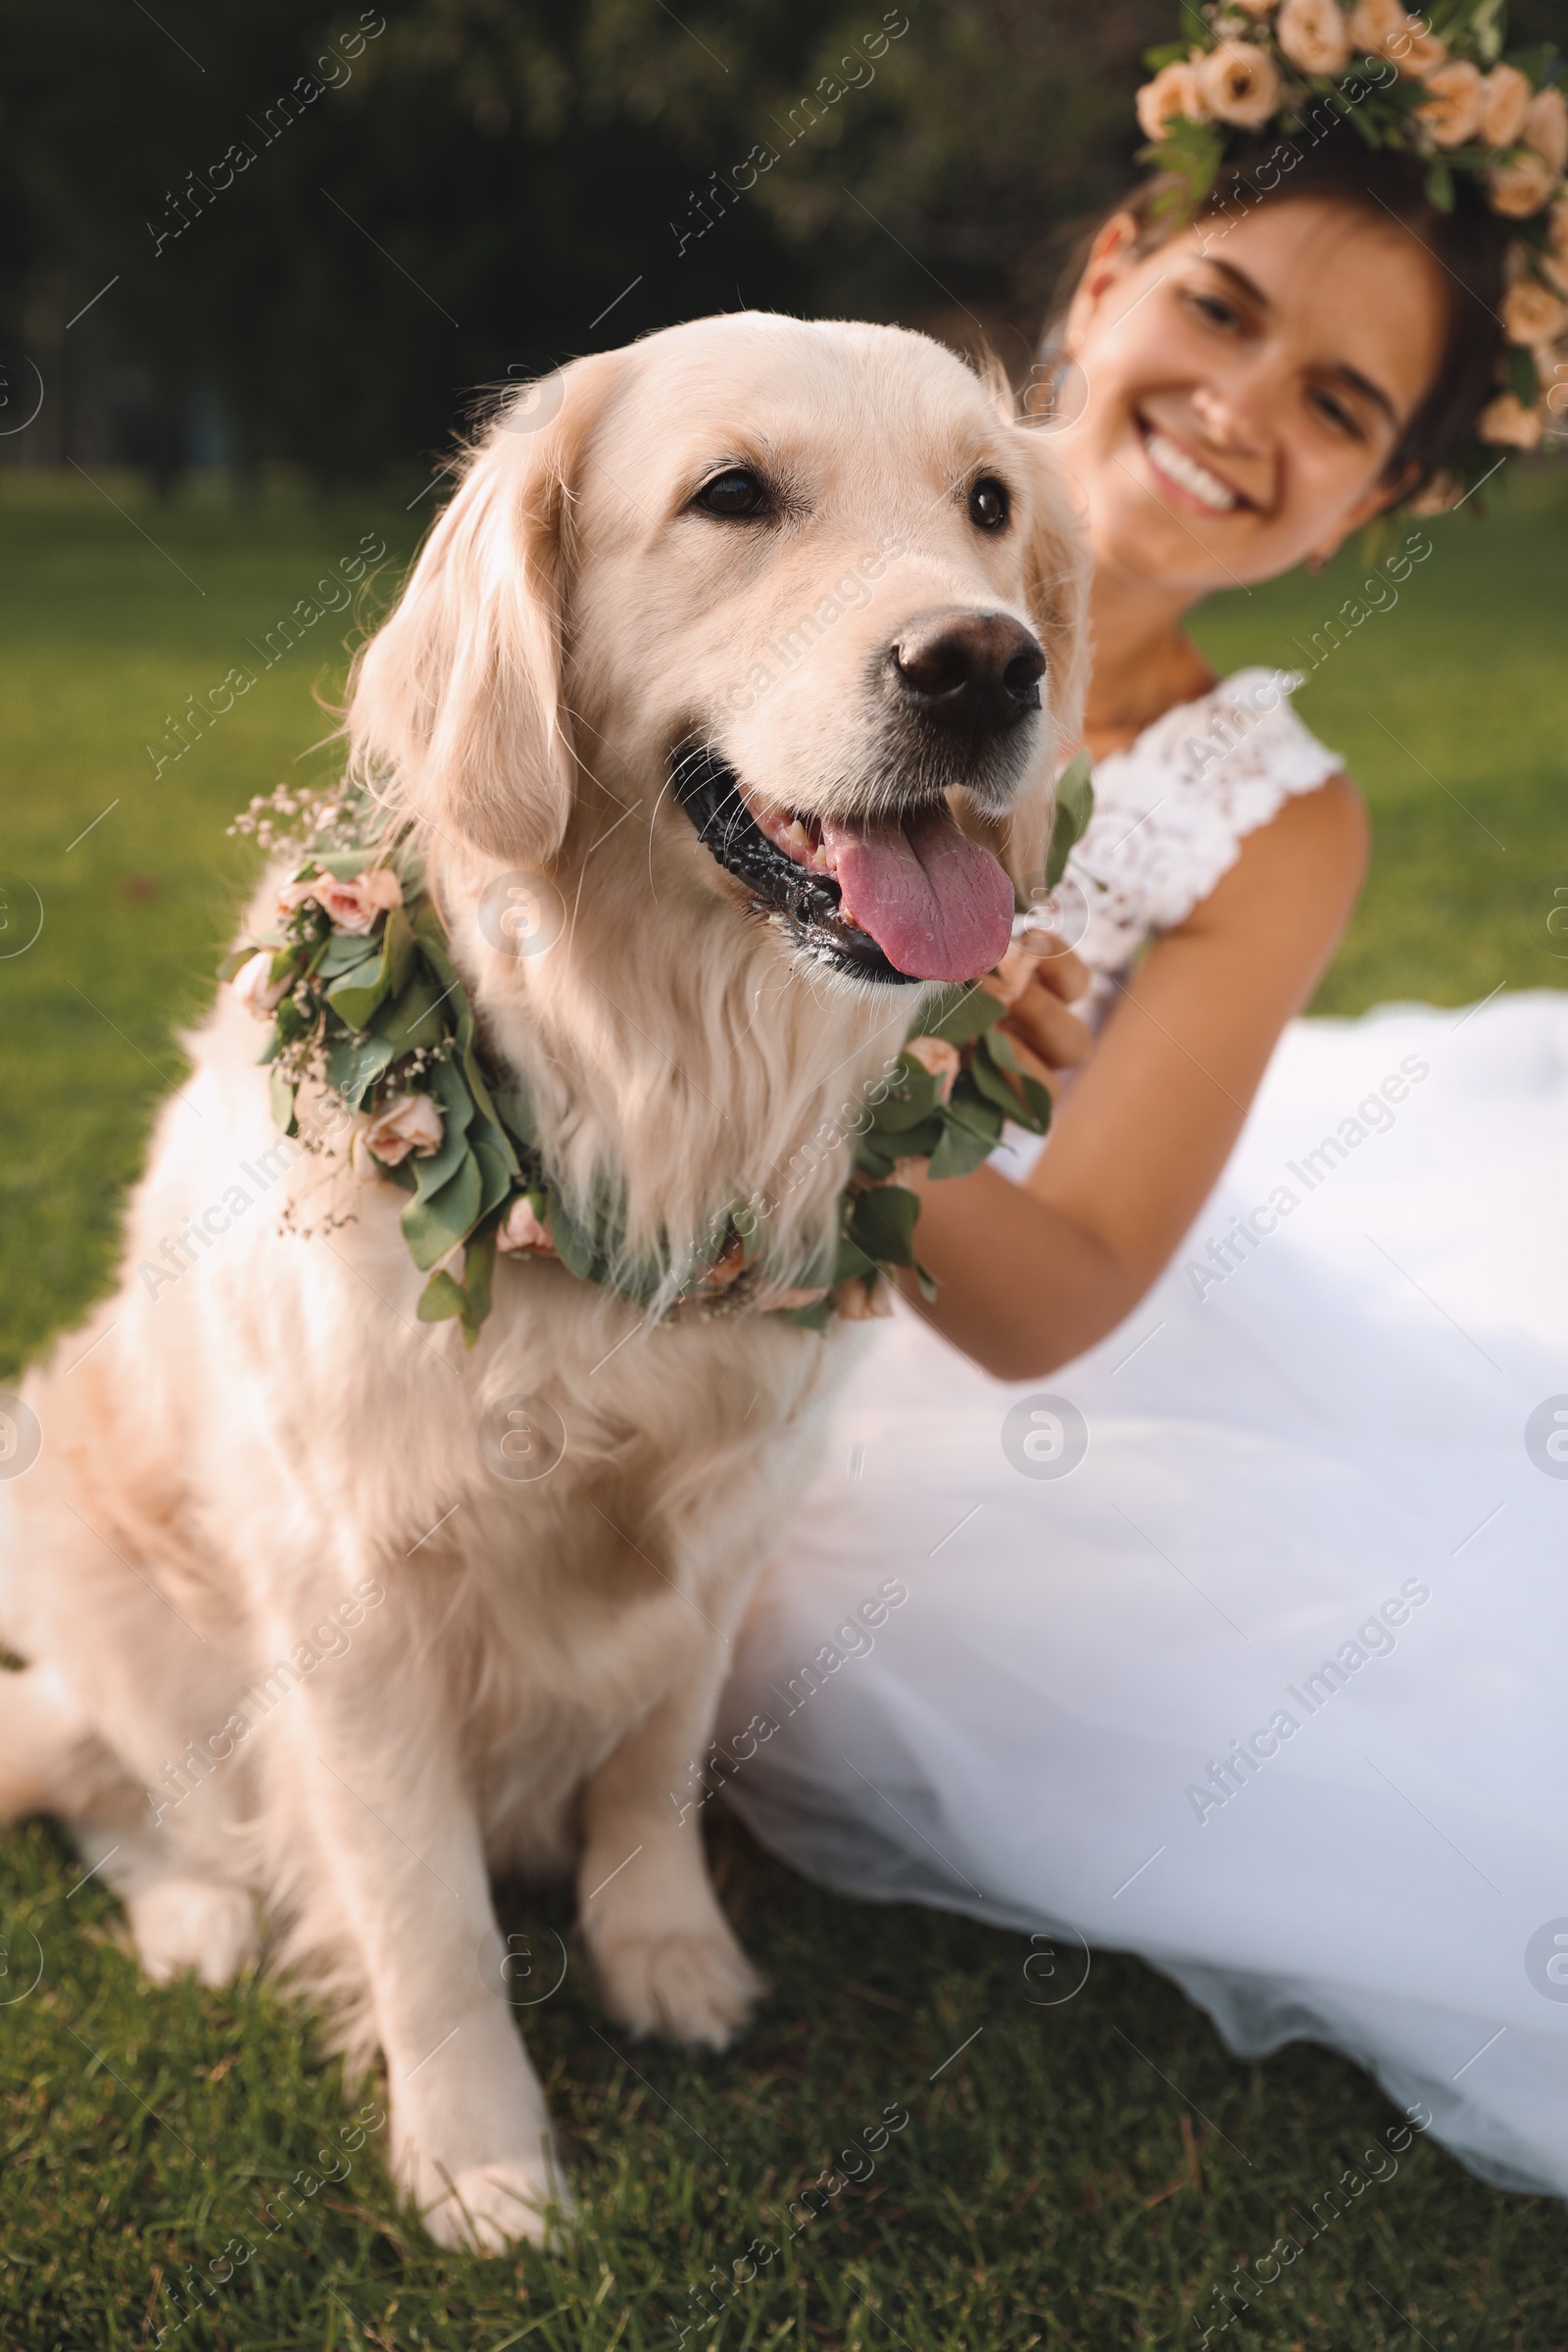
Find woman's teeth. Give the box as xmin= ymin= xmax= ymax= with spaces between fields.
xmin=1144 ymin=427 xmax=1239 ymax=513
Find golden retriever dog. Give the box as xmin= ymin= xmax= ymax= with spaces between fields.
xmin=0 ymin=313 xmax=1085 ymax=2249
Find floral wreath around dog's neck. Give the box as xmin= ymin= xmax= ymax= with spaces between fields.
xmin=222 ymin=764 xmax=1094 ymax=1343
xmin=1135 ymin=0 xmax=1567 ymax=472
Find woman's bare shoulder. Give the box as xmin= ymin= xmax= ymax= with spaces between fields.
xmin=1183 ymin=768 xmax=1369 ymax=944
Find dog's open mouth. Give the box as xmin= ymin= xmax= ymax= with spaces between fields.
xmin=671 ymin=746 xmax=1016 ymax=985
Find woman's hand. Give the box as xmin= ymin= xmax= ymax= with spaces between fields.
xmin=897 ymin=775 xmax=1369 ymax=1381
xmin=988 ymin=936 xmax=1094 ymax=1098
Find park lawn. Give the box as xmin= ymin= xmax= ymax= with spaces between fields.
xmin=0 ymin=466 xmax=1565 ymax=2351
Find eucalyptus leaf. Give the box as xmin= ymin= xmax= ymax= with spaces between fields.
xmin=381 ymin=903 xmax=416 ymax=999
xmin=402 ymin=1150 xmax=483 ymax=1270
xmin=1014 ymin=1070 xmax=1054 ymax=1132
xmin=373 ymin=971 xmax=448 ymax=1054
xmin=782 ymin=1296 xmax=834 ymax=1332
xmin=316 ymin=932 xmax=380 ymax=980
xmin=966 ymin=1037 xmax=1030 ymax=1121
xmin=471 ymin=1138 xmax=514 ymax=1224
xmin=310 ymin=848 xmax=379 ymax=880
xmin=270 ymin=1069 xmax=299 ymax=1138
xmin=460 ymin=1226 xmax=498 ymax=1344
xmin=846 ymin=1183 xmax=922 ymax=1271
xmin=327 ymin=962 xmax=393 ymax=1032
xmin=416 ymin=1268 xmax=467 ymax=1324
xmin=411 ymin=1090 xmax=473 ymax=1202
xmin=493 ymin=1087 xmax=538 ymax=1151
xmin=917 ymin=983 xmax=1004 ymax=1047
xmin=323 ymin=1031 xmax=394 ymax=1108
xmin=926 ymin=1098 xmax=1004 ymax=1181
xmin=865 ymin=1056 xmax=943 ymax=1132
xmin=421 ymin=1054 xmax=476 ymax=1153
xmin=833 ymin=1228 xmax=879 ymax=1284
xmin=545 ymin=1185 xmax=599 ymax=1283
xmin=1045 ymin=751 xmax=1095 ymax=890
xmin=853 ymin=1113 xmax=945 ymax=1180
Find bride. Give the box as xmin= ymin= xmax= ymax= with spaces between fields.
xmin=721 ymin=3 xmax=1568 ymax=2200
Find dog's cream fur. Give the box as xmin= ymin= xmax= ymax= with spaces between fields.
xmin=0 ymin=315 xmax=1085 ymax=2250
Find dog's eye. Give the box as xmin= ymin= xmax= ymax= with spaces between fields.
xmin=694 ymin=467 xmax=769 ymax=519
xmin=969 ymin=476 xmax=1010 ymax=531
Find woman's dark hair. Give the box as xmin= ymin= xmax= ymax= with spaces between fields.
xmin=1038 ymin=129 xmax=1511 ymax=504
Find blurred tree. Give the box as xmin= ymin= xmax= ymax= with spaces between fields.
xmin=0 ymin=0 xmax=1556 ymax=486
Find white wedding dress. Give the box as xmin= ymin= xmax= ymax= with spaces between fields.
xmin=721 ymin=668 xmax=1568 ymax=2199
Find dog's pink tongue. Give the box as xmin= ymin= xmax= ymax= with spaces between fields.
xmin=820 ymin=804 xmax=1014 ymax=982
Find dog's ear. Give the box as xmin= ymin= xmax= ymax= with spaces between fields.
xmin=1007 ymin=428 xmax=1092 ymax=892
xmin=349 ymin=349 xmax=624 ymax=864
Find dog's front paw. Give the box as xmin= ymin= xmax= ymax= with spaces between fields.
xmin=125 ymin=1876 xmax=261 ymax=1987
xmin=416 ymin=2156 xmax=572 ymax=2253
xmin=593 ymin=1925 xmax=766 ymax=2050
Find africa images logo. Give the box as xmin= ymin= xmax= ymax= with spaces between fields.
xmin=1001 ymin=1394 xmax=1089 ymax=1480
xmin=1524 ymin=1395 xmax=1568 ymax=1477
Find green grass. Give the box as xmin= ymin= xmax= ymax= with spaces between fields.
xmin=1 ymin=469 xmax=1566 ymax=2350
xmin=1194 ymin=462 xmax=1568 ymax=1015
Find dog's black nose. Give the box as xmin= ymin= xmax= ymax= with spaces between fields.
xmin=891 ymin=609 xmax=1045 ymax=735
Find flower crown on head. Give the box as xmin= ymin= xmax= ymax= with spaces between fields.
xmin=1134 ymin=1 xmax=1566 ymax=473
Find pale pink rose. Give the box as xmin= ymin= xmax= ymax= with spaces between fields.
xmin=696 ymin=1234 xmax=748 ymax=1292
xmin=1524 ymin=86 xmax=1568 ymax=176
xmin=1489 ymin=148 xmax=1556 ymax=217
xmin=1503 ymin=275 xmax=1568 ymax=348
xmin=1197 ymin=39 xmax=1283 ymax=128
xmin=277 ymin=865 xmax=403 ymax=935
xmin=1477 ymin=391 xmax=1544 ymax=449
xmin=1418 ymin=60 xmax=1484 ymax=147
xmin=1401 ymin=28 xmax=1448 ymax=78
xmin=1348 ymin=0 xmax=1410 ymax=59
xmin=1276 ymin=0 xmax=1350 ymax=78
xmin=1136 ymin=59 xmax=1207 ymax=141
xmin=905 ymin=1034 xmax=961 ymax=1101
xmin=831 ymin=1274 xmax=894 ymax=1322
xmin=231 ymin=949 xmax=289 ymax=1019
xmin=360 ymin=1092 xmax=444 ymax=1169
xmin=1479 ymin=63 xmax=1533 ymax=148
xmin=1230 ymin=0 xmax=1275 ymax=14
xmin=495 ymin=1195 xmax=556 ymax=1255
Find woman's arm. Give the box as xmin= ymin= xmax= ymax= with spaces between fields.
xmin=898 ymin=773 xmax=1370 ymax=1380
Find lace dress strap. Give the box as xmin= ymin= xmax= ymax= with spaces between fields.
xmin=1068 ymin=668 xmax=1344 ymax=994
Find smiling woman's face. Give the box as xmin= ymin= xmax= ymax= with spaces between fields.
xmin=1061 ymin=195 xmax=1448 ymax=593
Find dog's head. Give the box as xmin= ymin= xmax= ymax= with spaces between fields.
xmin=351 ymin=314 xmax=1087 ymax=992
